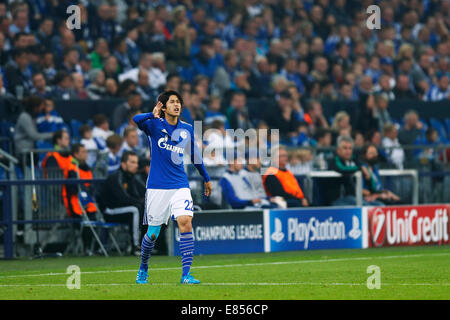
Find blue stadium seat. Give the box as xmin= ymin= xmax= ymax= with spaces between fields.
xmin=429 ymin=118 xmax=447 ymax=141
xmin=70 ymin=119 xmax=83 ymax=141
xmin=445 ymin=118 xmax=450 ymax=139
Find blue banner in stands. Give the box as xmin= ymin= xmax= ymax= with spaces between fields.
xmin=266 ymin=207 xmax=366 ymax=252
xmin=172 ymin=210 xmax=265 ymax=255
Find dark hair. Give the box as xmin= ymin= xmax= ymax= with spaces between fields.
xmin=78 ymin=124 xmax=92 ymax=137
xmin=92 ymin=113 xmax=108 ymax=127
xmin=70 ymin=143 xmax=85 ymax=156
xmin=157 ymin=90 xmax=183 ymax=118
xmin=121 ymin=150 xmax=137 ymax=163
xmin=314 ymin=128 xmax=331 ymax=141
xmin=23 ymin=95 xmax=45 ymax=116
xmin=362 ymin=143 xmax=378 ymax=158
xmin=52 ymin=129 xmax=68 ymax=145
xmin=106 ymin=134 xmax=123 ymax=149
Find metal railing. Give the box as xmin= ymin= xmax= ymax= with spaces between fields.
xmin=305 ymin=169 xmax=419 ymax=207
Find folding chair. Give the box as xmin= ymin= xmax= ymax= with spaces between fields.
xmin=76 ymin=189 xmax=124 ymax=256
xmin=67 ymin=163 xmax=125 ymax=256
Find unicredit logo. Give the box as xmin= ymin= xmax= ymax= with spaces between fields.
xmin=370 ymin=208 xmax=449 ymax=247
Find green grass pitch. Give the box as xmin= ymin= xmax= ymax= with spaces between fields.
xmin=0 ymin=245 xmax=449 ymax=300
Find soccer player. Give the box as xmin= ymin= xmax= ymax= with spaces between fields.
xmin=133 ymin=90 xmax=212 ymax=284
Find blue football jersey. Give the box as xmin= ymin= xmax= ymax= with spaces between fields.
xmin=133 ymin=112 xmax=210 ymax=189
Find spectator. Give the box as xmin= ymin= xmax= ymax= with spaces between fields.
xmin=118 ymin=126 xmax=143 ymax=158
xmin=393 ymin=74 xmax=417 ymax=99
xmin=4 ymin=48 xmax=33 ymax=97
xmin=102 ymin=55 xmax=120 ymax=82
xmin=92 ymin=113 xmax=114 ymax=144
xmin=264 ymin=90 xmax=300 ymax=141
xmin=35 ymin=99 xmax=66 ymax=134
xmin=204 ymin=119 xmax=234 ymax=153
xmin=331 ymin=111 xmax=352 ymax=143
xmin=99 ymin=151 xmax=143 ymax=256
xmin=112 ymin=35 xmax=133 ymax=73
xmin=104 ymin=134 xmax=123 ymax=175
xmin=79 ymin=124 xmax=103 ymax=168
xmin=86 ymin=69 xmax=107 ymax=100
xmin=90 ymin=38 xmax=110 ymax=70
xmin=382 ymin=123 xmax=405 ymax=169
xmin=286 ymin=148 xmax=314 ymax=175
xmin=424 ymin=74 xmax=450 ymax=101
xmin=204 ymin=95 xmax=227 ymax=126
xmin=325 ymin=135 xmax=382 ymax=206
xmin=72 ymin=72 xmax=89 ymax=99
xmin=30 ymin=72 xmax=53 ymax=98
xmin=52 ymin=71 xmax=77 ymax=100
xmin=60 ymin=47 xmax=82 ymax=74
xmin=398 ymin=110 xmax=425 ymax=147
xmin=226 ymin=91 xmax=253 ymax=131
xmin=304 ymin=99 xmax=329 ymax=136
xmin=361 ymin=143 xmax=401 ymax=205
xmin=192 ymin=37 xmax=221 ymax=80
xmin=112 ymin=91 xmax=143 ymax=130
xmin=13 ymin=95 xmax=53 ymax=163
xmin=220 ymin=157 xmax=273 ymax=209
xmin=262 ymin=146 xmax=309 ymax=208
xmin=104 ymin=77 xmax=119 ymax=98
xmin=374 ymin=93 xmax=392 ymax=131
xmin=355 ymin=93 xmax=380 ymax=135
xmin=313 ymin=128 xmax=333 ymax=170
xmin=135 ymin=68 xmax=154 ymax=100
xmin=148 ymin=52 xmax=168 ymax=91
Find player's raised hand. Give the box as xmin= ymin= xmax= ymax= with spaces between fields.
xmin=153 ymin=101 xmax=164 ymax=118
xmin=204 ymin=181 xmax=213 ymax=197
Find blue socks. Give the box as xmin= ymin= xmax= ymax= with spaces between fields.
xmin=179 ymin=232 xmax=194 ymax=277
xmin=139 ymin=233 xmax=156 ymax=272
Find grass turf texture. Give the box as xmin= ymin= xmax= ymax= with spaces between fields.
xmin=0 ymin=245 xmax=448 ymax=300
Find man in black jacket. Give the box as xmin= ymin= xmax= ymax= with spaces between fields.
xmin=99 ymin=151 xmax=144 ymax=255
xmin=325 ymin=136 xmax=383 ymax=206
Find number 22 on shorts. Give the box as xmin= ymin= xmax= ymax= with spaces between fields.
xmin=184 ymin=200 xmax=194 ymax=211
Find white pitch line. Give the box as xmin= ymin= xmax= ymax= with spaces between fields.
xmin=0 ymin=282 xmax=449 ymax=288
xmin=0 ymin=252 xmax=449 ymax=280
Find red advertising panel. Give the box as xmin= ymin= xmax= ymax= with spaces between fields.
xmin=367 ymin=205 xmax=450 ymax=248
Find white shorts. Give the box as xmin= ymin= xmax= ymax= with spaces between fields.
xmin=144 ymin=188 xmax=194 ymax=226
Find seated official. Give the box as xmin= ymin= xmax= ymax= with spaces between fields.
xmin=220 ymin=158 xmax=277 ymax=209
xmin=41 ymin=129 xmax=73 ymax=177
xmin=66 ymin=143 xmax=99 ymax=254
xmin=99 ymin=151 xmax=144 ymax=256
xmin=326 ymin=136 xmax=384 ymax=206
xmin=262 ymin=146 xmax=309 ymax=208
xmin=361 ymin=144 xmax=401 ymax=205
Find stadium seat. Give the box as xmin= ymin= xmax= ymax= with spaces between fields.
xmin=429 ymin=118 xmax=448 ymax=141
xmin=70 ymin=119 xmax=83 ymax=142
xmin=445 ymin=118 xmax=450 ymax=139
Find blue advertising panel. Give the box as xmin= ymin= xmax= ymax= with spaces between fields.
xmin=267 ymin=207 xmax=364 ymax=252
xmin=172 ymin=210 xmax=265 ymax=255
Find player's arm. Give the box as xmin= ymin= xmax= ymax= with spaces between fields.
xmin=189 ymin=127 xmax=212 ymax=196
xmin=133 ymin=101 xmax=164 ymax=134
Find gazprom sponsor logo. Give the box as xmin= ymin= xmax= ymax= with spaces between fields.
xmin=157 ymin=136 xmax=185 ymax=154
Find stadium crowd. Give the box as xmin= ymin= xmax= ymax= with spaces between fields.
xmin=0 ymin=0 xmax=449 ymax=249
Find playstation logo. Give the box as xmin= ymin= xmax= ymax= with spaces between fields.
xmin=348 ymin=215 xmax=361 ymax=240
xmin=271 ymin=218 xmax=284 ymax=242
